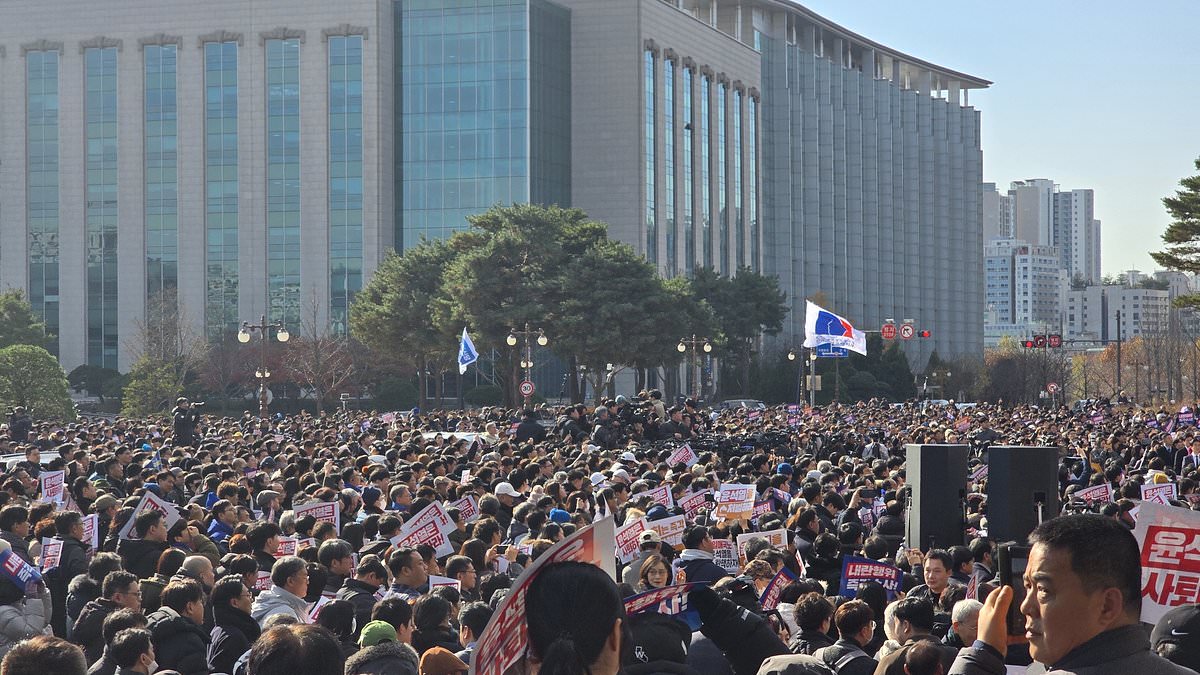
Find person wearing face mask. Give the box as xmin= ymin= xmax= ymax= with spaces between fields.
xmin=107 ymin=628 xmax=158 ymax=675
xmin=949 ymin=514 xmax=1194 ymax=675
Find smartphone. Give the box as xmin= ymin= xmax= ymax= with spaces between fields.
xmin=997 ymin=543 xmax=1031 ymax=636
xmin=858 ymin=488 xmax=879 ymax=500
xmin=496 ymin=545 xmax=508 ymax=554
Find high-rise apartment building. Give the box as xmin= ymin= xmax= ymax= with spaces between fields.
xmin=984 ymin=238 xmax=1064 ymax=347
xmin=0 ymin=0 xmax=990 ymax=373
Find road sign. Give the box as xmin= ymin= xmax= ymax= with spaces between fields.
xmin=1048 ymin=334 xmax=1062 ymax=348
xmin=814 ymin=343 xmax=849 ymax=358
xmin=899 ymin=324 xmax=915 ymax=340
xmin=1047 ymin=382 xmax=1059 ymax=394
xmin=881 ymin=324 xmax=897 ymax=340
xmin=519 ymin=380 xmax=535 ymax=397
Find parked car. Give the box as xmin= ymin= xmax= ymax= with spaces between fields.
xmin=718 ymin=399 xmax=767 ymax=411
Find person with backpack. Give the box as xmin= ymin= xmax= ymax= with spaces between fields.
xmin=813 ymin=600 xmax=877 ymax=675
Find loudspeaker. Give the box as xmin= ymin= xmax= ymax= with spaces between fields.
xmin=986 ymin=446 xmax=1060 ymax=544
xmin=905 ymin=444 xmax=969 ymax=551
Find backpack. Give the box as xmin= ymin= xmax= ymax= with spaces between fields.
xmin=814 ymin=644 xmax=871 ymax=675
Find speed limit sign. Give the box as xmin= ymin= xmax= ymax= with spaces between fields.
xmin=899 ymin=324 xmax=915 ymax=340
xmin=1047 ymin=382 xmax=1059 ymax=394
xmin=519 ymin=380 xmax=535 ymax=397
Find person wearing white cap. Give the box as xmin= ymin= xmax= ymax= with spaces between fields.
xmin=621 ymin=530 xmax=663 ymax=587
xmin=492 ymin=482 xmax=521 ymax=533
xmin=620 ymin=451 xmax=638 ymax=464
xmin=589 ymin=472 xmax=606 ymax=489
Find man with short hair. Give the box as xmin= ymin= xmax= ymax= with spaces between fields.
xmin=337 ymin=554 xmax=389 ymax=639
xmin=951 ymin=514 xmax=1195 ymax=675
xmin=87 ymin=608 xmax=147 ymax=675
xmin=906 ymin=550 xmax=957 ymax=608
xmin=371 ymin=597 xmax=415 ymax=645
xmin=873 ymin=598 xmax=956 ymax=675
xmin=48 ymin=511 xmax=90 ymax=636
xmin=386 ymin=547 xmax=428 ymax=600
xmin=209 ymin=576 xmax=261 ymax=675
xmin=967 ymin=538 xmax=995 ymax=587
xmin=790 ymin=592 xmax=835 ymax=655
xmin=246 ymin=521 xmax=283 ymax=572
xmin=317 ymin=538 xmax=355 ymax=597
xmin=813 ymin=599 xmax=877 ymax=675
xmin=107 ymin=628 xmax=156 ymax=675
xmin=73 ymin=571 xmax=142 ymax=663
xmin=251 ymin=556 xmax=310 ymax=626
xmin=943 ymin=599 xmax=982 ymax=649
xmin=0 ymin=505 xmax=33 ymax=564
xmin=455 ymin=602 xmax=493 ymax=666
xmin=145 ymin=578 xmax=210 ymax=675
xmin=445 ymin=555 xmax=478 ymax=602
xmin=0 ymin=635 xmax=87 ymax=675
xmin=677 ymin=526 xmax=729 ymax=584
xmin=117 ymin=511 xmax=169 ymax=579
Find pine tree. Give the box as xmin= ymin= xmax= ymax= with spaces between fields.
xmin=1152 ymin=157 xmax=1200 ymax=307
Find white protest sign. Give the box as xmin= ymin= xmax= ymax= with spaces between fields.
xmin=647 ymin=515 xmax=687 ymax=548
xmin=630 ymin=484 xmax=675 ymax=509
xmin=448 ymin=495 xmax=480 ymax=523
xmin=81 ymin=514 xmax=98 ymax=550
xmin=737 ymin=528 xmax=788 ymax=563
xmin=1132 ymin=502 xmax=1200 ymax=624
xmin=294 ymin=501 xmax=341 ymax=531
xmin=39 ymin=471 xmax=65 ymax=504
xmin=274 ymin=537 xmax=298 ymax=558
xmin=666 ymin=443 xmax=700 ymax=468
xmin=429 ymin=574 xmax=461 ymax=592
xmin=1142 ymin=483 xmax=1179 ymax=506
xmin=117 ymin=491 xmax=183 ymax=540
xmin=711 ymin=539 xmax=740 ymax=573
xmin=390 ymin=501 xmax=457 ymax=557
xmin=614 ymin=517 xmax=648 ymax=565
xmin=39 ymin=538 xmax=62 ymax=571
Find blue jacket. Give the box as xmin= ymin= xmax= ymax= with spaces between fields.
xmin=207 ymin=519 xmax=234 ymax=549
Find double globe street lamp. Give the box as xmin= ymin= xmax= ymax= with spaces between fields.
xmin=507 ymin=323 xmax=548 ymax=406
xmin=238 ymin=315 xmax=290 ymax=418
xmin=677 ymin=335 xmax=712 ymax=401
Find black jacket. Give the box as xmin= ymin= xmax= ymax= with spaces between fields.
xmin=335 ymin=578 xmax=381 ymax=640
xmin=790 ymin=629 xmax=835 ymax=656
xmin=412 ymin=626 xmax=463 ymax=655
xmin=146 ymin=606 xmax=211 ymax=675
xmin=208 ymin=603 xmax=261 ymax=675
xmin=254 ymin=549 xmax=277 ymax=573
xmin=678 ymin=555 xmax=729 ymax=585
xmin=117 ymin=538 xmax=169 ymax=579
xmin=0 ymin=531 xmax=32 ymax=566
xmin=65 ymin=574 xmax=101 ymax=636
xmin=813 ymin=639 xmax=876 ymax=675
xmin=73 ymin=598 xmax=120 ymax=663
xmin=690 ymin=585 xmax=788 ymax=675
xmin=47 ymin=537 xmax=89 ymax=637
xmin=514 ymin=419 xmax=547 ymax=444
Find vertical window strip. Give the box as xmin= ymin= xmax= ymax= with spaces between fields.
xmin=204 ymin=42 xmax=239 ymax=340
xmin=26 ymin=50 xmax=60 ymax=355
xmin=329 ymin=35 xmax=363 ymax=335
xmin=85 ymin=47 xmax=119 ymax=368
xmin=266 ymin=39 xmax=301 ymax=329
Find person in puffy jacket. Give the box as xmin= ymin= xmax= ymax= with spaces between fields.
xmin=345 ymin=620 xmax=420 ymax=675
xmin=145 ymin=578 xmax=211 ymax=675
xmin=117 ymin=511 xmax=171 ymax=580
xmin=689 ymin=583 xmax=789 ymax=675
xmin=47 ymin=512 xmax=91 ymax=637
xmin=250 ymin=556 xmax=310 ymax=626
xmin=0 ymin=574 xmax=51 ymax=660
xmin=73 ymin=571 xmax=142 ymax=663
xmin=207 ymin=577 xmax=260 ymax=675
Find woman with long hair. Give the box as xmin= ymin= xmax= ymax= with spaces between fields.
xmin=526 ymin=561 xmax=626 ymax=675
xmin=637 ymin=555 xmax=671 ymax=592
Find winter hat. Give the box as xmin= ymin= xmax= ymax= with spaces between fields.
xmin=359 ymin=620 xmax=397 ymax=647
xmin=549 ymin=508 xmax=571 ymax=524
xmin=419 ymin=646 xmax=468 ymax=675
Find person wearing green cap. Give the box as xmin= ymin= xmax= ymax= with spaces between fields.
xmin=346 ymin=619 xmax=421 ymax=675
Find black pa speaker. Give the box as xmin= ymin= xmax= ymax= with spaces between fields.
xmin=986 ymin=446 xmax=1060 ymax=544
xmin=905 ymin=444 xmax=969 ymax=551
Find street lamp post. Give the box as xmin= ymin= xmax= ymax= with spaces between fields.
xmin=677 ymin=335 xmax=712 ymax=401
xmin=238 ymin=314 xmax=290 ymax=418
xmin=507 ymin=323 xmax=548 ymax=407
xmin=787 ymin=348 xmax=816 ymax=406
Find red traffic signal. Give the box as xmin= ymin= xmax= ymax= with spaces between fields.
xmin=1048 ymin=334 xmax=1062 ymax=348
xmin=1034 ymin=335 xmax=1047 ymax=348
xmin=1023 ymin=339 xmax=1036 ymax=349
xmin=918 ymin=330 xmax=931 ymax=338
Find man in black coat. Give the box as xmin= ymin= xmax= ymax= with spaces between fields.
xmin=172 ymin=398 xmax=202 ymax=448
xmin=207 ymin=577 xmax=260 ymax=675
xmin=72 ymin=571 xmax=141 ymax=663
xmin=336 ymin=555 xmax=388 ymax=641
xmin=513 ymin=410 xmax=547 ymax=444
xmin=146 ymin=578 xmax=211 ymax=675
xmin=117 ymin=511 xmax=170 ymax=579
xmin=47 ymin=511 xmax=90 ymax=637
xmin=7 ymin=407 xmax=32 ymax=444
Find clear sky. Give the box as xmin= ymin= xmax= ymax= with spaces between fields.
xmin=800 ymin=0 xmax=1200 ymax=277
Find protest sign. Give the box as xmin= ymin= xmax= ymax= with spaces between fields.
xmin=751 ymin=500 xmax=774 ymax=521
xmin=615 ymin=517 xmax=648 ymax=565
xmin=449 ymin=495 xmax=480 ymax=523
xmin=39 ymin=537 xmax=62 ymax=571
xmin=117 ymin=491 xmax=183 ymax=540
xmin=1133 ymin=502 xmax=1200 ymax=624
xmin=81 ymin=514 xmax=98 ymax=550
xmin=472 ymin=517 xmax=615 ymax=675
xmin=647 ymin=515 xmax=687 ymax=549
xmin=771 ymin=488 xmax=792 ymax=506
xmin=308 ymin=596 xmax=334 ymax=623
xmin=429 ymin=574 xmax=461 ymax=592
xmin=679 ymin=490 xmax=710 ymax=521
xmin=715 ymin=485 xmax=756 ymax=521
xmin=297 ymin=537 xmax=317 ymax=551
xmin=624 ymin=583 xmax=700 ymax=617
xmin=390 ymin=502 xmax=458 ymax=557
xmin=711 ymin=539 xmax=739 ymax=573
xmin=275 ymin=537 xmax=297 ymax=558
xmin=1075 ymin=483 xmax=1114 ymax=505
xmin=719 ymin=485 xmax=755 ymax=504
xmin=969 ymin=464 xmax=989 ymax=482
xmin=1180 ymin=409 xmax=1196 ymax=426
xmin=39 ymin=470 xmax=65 ymax=504
xmin=0 ymin=548 xmax=42 ymax=593
xmin=737 ymin=528 xmax=787 ymax=563
xmin=667 ymin=443 xmax=700 ymax=468
xmin=839 ymin=555 xmax=903 ymax=598
xmin=1142 ymin=483 xmax=1179 ymax=506
xmin=294 ymin=501 xmax=340 ymax=531
xmin=759 ymin=567 xmax=797 ymax=612
xmin=254 ymin=571 xmax=273 ymax=592
xmin=631 ymin=484 xmax=675 ymax=509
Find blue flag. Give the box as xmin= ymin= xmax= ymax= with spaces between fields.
xmin=458 ymin=328 xmax=479 ymax=375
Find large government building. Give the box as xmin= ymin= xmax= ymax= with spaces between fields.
xmin=0 ymin=0 xmax=987 ymax=373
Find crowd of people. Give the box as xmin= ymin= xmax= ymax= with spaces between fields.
xmin=0 ymin=391 xmax=1195 ymax=675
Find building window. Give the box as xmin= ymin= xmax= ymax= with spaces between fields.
xmin=85 ymin=47 xmax=119 ymax=369
xmin=717 ymin=82 xmax=727 ymax=272
xmin=747 ymin=96 xmax=758 ymax=270
xmin=26 ymin=49 xmax=60 ymax=356
xmin=329 ymin=35 xmax=364 ymax=335
xmin=145 ymin=44 xmax=178 ymax=317
xmin=664 ymin=59 xmax=676 ymax=276
xmin=266 ymin=38 xmax=302 ymax=330
xmin=682 ymin=67 xmax=694 ymax=276
xmin=701 ymin=74 xmax=712 ymax=268
xmin=732 ymin=88 xmax=743 ymax=269
xmin=205 ymin=41 xmax=239 ymax=340
xmin=644 ymin=49 xmax=656 ymax=265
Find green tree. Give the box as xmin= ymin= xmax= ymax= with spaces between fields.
xmin=0 ymin=290 xmax=52 ymax=350
xmin=690 ymin=267 xmax=788 ymax=397
xmin=0 ymin=345 xmax=74 ymax=420
xmin=122 ymin=356 xmax=184 ymax=416
xmin=1153 ymin=157 xmax=1200 ymax=307
xmin=67 ymin=365 xmax=126 ymax=402
xmin=351 ymin=240 xmax=459 ymax=410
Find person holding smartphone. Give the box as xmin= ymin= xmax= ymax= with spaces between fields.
xmin=950 ymin=514 xmax=1194 ymax=675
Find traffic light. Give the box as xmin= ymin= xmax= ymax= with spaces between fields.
xmin=1034 ymin=335 xmax=1047 ymax=348
xmin=918 ymin=330 xmax=931 ymax=338
xmin=1023 ymin=339 xmax=1036 ymax=349
xmin=1048 ymin=334 xmax=1063 ymax=348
